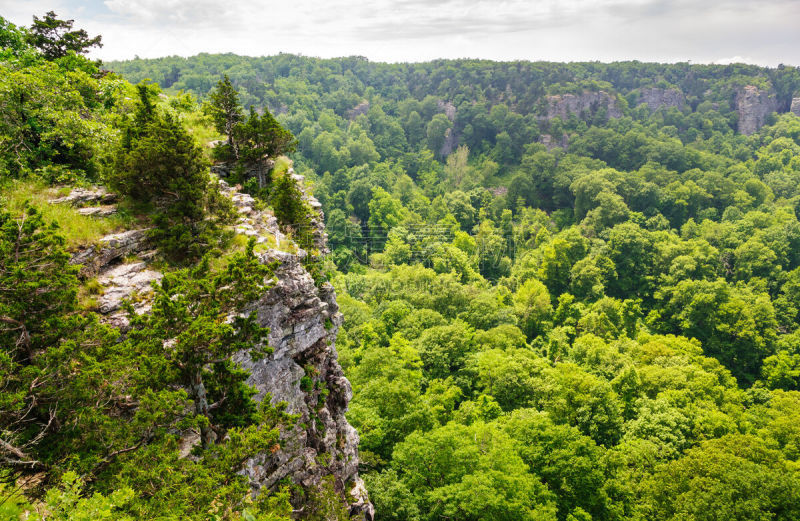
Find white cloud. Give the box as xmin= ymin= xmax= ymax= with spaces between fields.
xmin=2 ymin=0 xmax=798 ymax=65
xmin=714 ymin=56 xmax=758 ymax=65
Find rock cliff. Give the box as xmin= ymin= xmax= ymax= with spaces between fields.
xmin=638 ymin=87 xmax=685 ymax=111
xmin=736 ymin=85 xmax=778 ymax=135
xmin=62 ymin=174 xmax=373 ymax=518
xmin=235 ymin=248 xmax=372 ymax=518
xmin=542 ymin=91 xmax=622 ymax=121
xmin=791 ymin=97 xmax=800 ymax=117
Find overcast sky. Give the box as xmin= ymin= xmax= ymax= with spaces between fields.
xmin=2 ymin=0 xmax=799 ymax=66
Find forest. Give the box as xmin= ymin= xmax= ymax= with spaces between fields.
xmin=108 ymin=53 xmax=800 ymax=520
xmin=3 ymin=9 xmax=800 ymax=521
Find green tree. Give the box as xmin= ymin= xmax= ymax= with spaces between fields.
xmin=27 ymin=11 xmax=102 ymax=60
xmin=392 ymin=422 xmax=557 ymax=521
xmin=233 ymin=106 xmax=297 ymax=187
xmin=638 ymin=435 xmax=800 ymax=521
xmin=0 ymin=207 xmax=79 ymax=477
xmin=206 ymin=74 xmax=244 ymax=161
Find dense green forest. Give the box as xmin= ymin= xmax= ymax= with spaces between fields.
xmin=4 ymin=7 xmax=800 ymax=521
xmin=107 ymin=53 xmax=800 ymax=520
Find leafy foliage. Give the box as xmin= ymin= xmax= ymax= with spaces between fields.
xmin=27 ymin=11 xmax=102 ymax=61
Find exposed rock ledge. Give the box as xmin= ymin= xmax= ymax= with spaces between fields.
xmin=542 ymin=91 xmax=622 ymax=121
xmin=791 ymin=97 xmax=800 ymax=117
xmin=638 ymin=87 xmax=685 ymax=112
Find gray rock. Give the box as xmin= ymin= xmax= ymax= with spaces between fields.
xmin=791 ymin=97 xmax=800 ymax=117
xmin=233 ymin=246 xmax=370 ymax=515
xmin=542 ymin=91 xmax=622 ymax=121
xmin=437 ymin=100 xmax=456 ymax=121
xmin=76 ymin=205 xmax=117 ymax=217
xmin=538 ymin=133 xmax=569 ymax=151
xmin=50 ymin=187 xmax=117 ymax=206
xmin=439 ymin=126 xmax=457 ymax=158
xmin=96 ymin=261 xmax=162 ymax=315
xmin=736 ymin=85 xmax=778 ymax=135
xmin=638 ymin=87 xmax=685 ymax=111
xmin=70 ymin=229 xmax=151 ymax=277
xmin=347 ymin=100 xmax=370 ymax=120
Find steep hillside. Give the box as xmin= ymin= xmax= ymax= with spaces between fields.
xmin=0 ymin=16 xmax=371 ymax=520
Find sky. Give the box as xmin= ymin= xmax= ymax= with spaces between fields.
xmin=2 ymin=0 xmax=799 ymax=66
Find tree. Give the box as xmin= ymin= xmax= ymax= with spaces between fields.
xmin=0 ymin=207 xmax=79 ymax=478
xmin=270 ymin=170 xmax=313 ymax=249
xmin=426 ymin=114 xmax=452 ymax=157
xmin=128 ymin=241 xmax=273 ymax=448
xmin=234 ymin=106 xmax=297 ymax=187
xmin=514 ymin=279 xmax=553 ymax=339
xmin=391 ymin=422 xmax=558 ymax=521
xmin=504 ymin=409 xmax=609 ymax=520
xmin=639 ymin=435 xmax=800 ymax=521
xmin=27 ymin=11 xmax=102 ymax=60
xmin=206 ymin=74 xmax=244 ymax=161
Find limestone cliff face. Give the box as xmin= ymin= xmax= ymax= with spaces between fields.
xmin=229 ymin=177 xmax=372 ymax=518
xmin=790 ymin=97 xmax=800 ymax=117
xmin=63 ymin=175 xmax=372 ymax=519
xmin=235 ymin=249 xmax=371 ymax=518
xmin=638 ymin=87 xmax=685 ymax=111
xmin=542 ymin=91 xmax=622 ymax=121
xmin=737 ymin=85 xmax=778 ymax=135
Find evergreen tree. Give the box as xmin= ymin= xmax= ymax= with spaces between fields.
xmin=206 ymin=74 xmax=243 ymax=161
xmin=234 ymin=106 xmax=298 ymax=187
xmin=270 ymin=170 xmax=313 ymax=248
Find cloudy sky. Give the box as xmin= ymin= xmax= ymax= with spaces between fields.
xmin=2 ymin=0 xmax=799 ymax=65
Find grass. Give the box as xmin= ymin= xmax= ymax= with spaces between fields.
xmin=0 ymin=179 xmax=138 ymax=249
xmin=181 ymin=109 xmax=224 ymax=160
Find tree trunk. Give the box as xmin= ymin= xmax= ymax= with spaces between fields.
xmin=190 ymin=370 xmax=215 ymax=448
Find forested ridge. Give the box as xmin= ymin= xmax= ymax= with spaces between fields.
xmin=3 ymin=8 xmax=800 ymax=520
xmin=106 ymin=54 xmax=800 ymax=520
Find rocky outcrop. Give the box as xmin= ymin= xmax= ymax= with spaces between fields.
xmin=439 ymin=127 xmax=458 ymax=158
xmin=538 ymin=133 xmax=569 ymax=151
xmin=70 ymin=229 xmax=151 ymax=277
xmin=96 ymin=261 xmax=162 ymax=329
xmin=348 ymin=100 xmax=370 ymax=120
xmin=50 ymin=187 xmax=117 ymax=206
xmin=221 ymin=174 xmax=367 ymax=516
xmin=736 ymin=85 xmax=778 ymax=135
xmin=76 ymin=205 xmax=117 ymax=217
xmin=63 ymin=175 xmax=369 ymax=517
xmin=437 ymin=100 xmax=456 ymax=122
xmin=791 ymin=97 xmax=800 ymax=117
xmin=290 ymin=172 xmax=329 ymax=254
xmin=235 ymin=249 xmax=371 ymax=519
xmin=638 ymin=87 xmax=685 ymax=111
xmin=542 ymin=91 xmax=622 ymax=121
